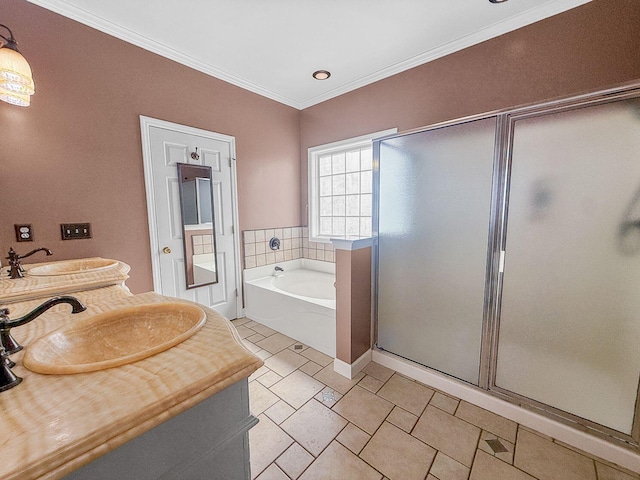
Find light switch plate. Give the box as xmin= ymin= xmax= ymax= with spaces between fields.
xmin=14 ymin=224 xmax=34 ymax=242
xmin=61 ymin=223 xmax=92 ymax=240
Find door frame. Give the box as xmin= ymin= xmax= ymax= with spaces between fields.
xmin=139 ymin=115 xmax=243 ymax=319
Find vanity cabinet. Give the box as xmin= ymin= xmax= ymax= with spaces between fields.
xmin=65 ymin=380 xmax=257 ymax=480
xmin=0 ymin=289 xmax=262 ymax=480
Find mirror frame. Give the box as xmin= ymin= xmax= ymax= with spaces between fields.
xmin=177 ymin=162 xmax=219 ymax=289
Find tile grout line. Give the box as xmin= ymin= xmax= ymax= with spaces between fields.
xmin=467 ymin=425 xmax=484 ymax=480
xmin=511 ymin=424 xmax=544 ymax=480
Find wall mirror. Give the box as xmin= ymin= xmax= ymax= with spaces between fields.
xmin=177 ymin=162 xmax=218 ymax=289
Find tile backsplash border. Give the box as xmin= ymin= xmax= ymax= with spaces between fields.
xmin=243 ymin=226 xmax=335 ymax=269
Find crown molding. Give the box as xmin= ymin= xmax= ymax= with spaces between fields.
xmin=27 ymin=0 xmax=304 ymax=108
xmin=29 ymin=0 xmax=590 ymax=110
xmin=296 ymin=0 xmax=591 ymax=109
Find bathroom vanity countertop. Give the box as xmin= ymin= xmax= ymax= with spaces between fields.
xmin=0 ymin=258 xmax=131 ymax=304
xmin=0 ymin=288 xmax=262 ymax=480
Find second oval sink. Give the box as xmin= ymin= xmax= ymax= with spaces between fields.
xmin=28 ymin=258 xmax=118 ymax=276
xmin=23 ymin=303 xmax=206 ymax=374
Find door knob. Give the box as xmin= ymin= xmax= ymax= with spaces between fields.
xmin=162 ymin=247 xmax=171 ymax=254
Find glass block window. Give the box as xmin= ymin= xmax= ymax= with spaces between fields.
xmin=308 ymin=129 xmax=395 ymax=242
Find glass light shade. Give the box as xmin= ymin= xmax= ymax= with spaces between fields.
xmin=0 ymin=85 xmax=30 ymax=106
xmin=312 ymin=70 xmax=331 ymax=80
xmin=0 ymin=47 xmax=35 ymax=97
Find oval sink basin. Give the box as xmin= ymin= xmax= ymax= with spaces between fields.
xmin=28 ymin=258 xmax=118 ymax=276
xmin=23 ymin=303 xmax=206 ymax=374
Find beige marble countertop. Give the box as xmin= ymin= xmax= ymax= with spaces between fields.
xmin=0 ymin=258 xmax=130 ymax=304
xmin=0 ymin=287 xmax=262 ymax=480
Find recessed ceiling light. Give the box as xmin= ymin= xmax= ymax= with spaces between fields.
xmin=312 ymin=70 xmax=331 ymax=80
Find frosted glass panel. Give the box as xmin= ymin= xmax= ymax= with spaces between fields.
xmin=496 ymin=98 xmax=640 ymax=434
xmin=377 ymin=118 xmax=496 ymax=384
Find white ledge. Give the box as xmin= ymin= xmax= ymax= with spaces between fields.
xmin=330 ymin=237 xmax=376 ymax=251
xmin=334 ymin=350 xmax=372 ymax=379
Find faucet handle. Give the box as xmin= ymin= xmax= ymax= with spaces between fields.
xmin=0 ymin=344 xmax=15 ymax=369
xmin=0 ymin=346 xmax=22 ymax=392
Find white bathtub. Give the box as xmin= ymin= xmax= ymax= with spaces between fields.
xmin=244 ymin=259 xmax=336 ymax=357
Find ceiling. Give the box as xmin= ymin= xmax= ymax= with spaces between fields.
xmin=29 ymin=0 xmax=590 ymax=110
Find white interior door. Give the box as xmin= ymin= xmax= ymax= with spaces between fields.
xmin=141 ymin=117 xmax=241 ymax=319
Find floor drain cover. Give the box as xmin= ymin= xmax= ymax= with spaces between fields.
xmin=322 ymin=391 xmax=337 ymax=402
xmin=294 ymin=344 xmax=304 ymax=350
xmin=485 ymin=438 xmax=508 ymax=454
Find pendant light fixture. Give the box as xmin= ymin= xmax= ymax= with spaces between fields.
xmin=0 ymin=24 xmax=35 ymax=107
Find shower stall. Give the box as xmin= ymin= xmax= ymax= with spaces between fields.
xmin=374 ymin=82 xmax=640 ymax=447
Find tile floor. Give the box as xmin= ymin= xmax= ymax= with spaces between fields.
xmin=232 ymin=318 xmax=639 ymax=480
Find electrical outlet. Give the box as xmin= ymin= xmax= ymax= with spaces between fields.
xmin=14 ymin=224 xmax=34 ymax=242
xmin=61 ymin=223 xmax=92 ymax=240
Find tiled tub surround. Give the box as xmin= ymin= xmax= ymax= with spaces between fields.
xmin=236 ymin=317 xmax=640 ymax=480
xmin=244 ymin=259 xmax=336 ymax=357
xmin=190 ymin=232 xmax=215 ymax=255
xmin=243 ymin=226 xmax=335 ymax=269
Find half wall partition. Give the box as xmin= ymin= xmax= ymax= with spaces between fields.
xmin=374 ymin=82 xmax=640 ymax=447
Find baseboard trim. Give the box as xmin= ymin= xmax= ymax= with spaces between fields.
xmin=334 ymin=350 xmax=372 ymax=379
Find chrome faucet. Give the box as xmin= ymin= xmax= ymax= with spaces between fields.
xmin=0 ymin=296 xmax=86 ymax=355
xmin=6 ymin=247 xmax=53 ymax=279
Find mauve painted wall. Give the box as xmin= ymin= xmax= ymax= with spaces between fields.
xmin=0 ymin=0 xmax=300 ymax=294
xmin=299 ymin=0 xmax=640 ymax=223
xmin=3 ymin=0 xmax=639 ymax=295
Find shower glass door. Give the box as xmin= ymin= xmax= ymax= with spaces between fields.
xmin=376 ymin=117 xmax=496 ymax=385
xmin=494 ymin=97 xmax=640 ymax=435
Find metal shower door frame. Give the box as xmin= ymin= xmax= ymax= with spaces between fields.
xmin=372 ymin=80 xmax=640 ymax=450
